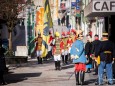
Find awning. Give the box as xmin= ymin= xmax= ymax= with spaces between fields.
xmin=84 ymin=0 xmax=115 ymax=17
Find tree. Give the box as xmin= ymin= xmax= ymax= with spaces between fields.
xmin=0 ymin=0 xmax=30 ymax=56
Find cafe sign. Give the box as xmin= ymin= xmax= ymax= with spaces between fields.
xmin=93 ymin=0 xmax=115 ymax=12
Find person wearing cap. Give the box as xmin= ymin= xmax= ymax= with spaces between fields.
xmin=70 ymin=34 xmax=86 ymax=85
xmin=34 ymin=32 xmax=43 ymax=64
xmin=52 ymin=31 xmax=61 ymax=70
xmin=95 ymin=33 xmax=115 ymax=85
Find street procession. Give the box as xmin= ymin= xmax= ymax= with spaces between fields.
xmin=0 ymin=0 xmax=115 ymax=86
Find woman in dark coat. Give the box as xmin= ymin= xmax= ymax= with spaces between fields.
xmin=85 ymin=36 xmax=92 ymax=73
xmin=0 ymin=40 xmax=7 ymax=85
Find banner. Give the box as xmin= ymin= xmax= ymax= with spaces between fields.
xmin=36 ymin=7 xmax=44 ymax=25
xmin=42 ymin=0 xmax=53 ymax=57
xmin=35 ymin=7 xmax=44 ymax=37
xmin=71 ymin=2 xmax=76 ymax=9
xmin=76 ymin=0 xmax=81 ymax=16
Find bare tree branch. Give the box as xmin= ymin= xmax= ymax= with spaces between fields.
xmin=0 ymin=0 xmax=32 ymax=56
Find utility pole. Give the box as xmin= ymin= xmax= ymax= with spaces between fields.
xmin=27 ymin=0 xmax=35 ymax=55
xmin=27 ymin=5 xmax=31 ymax=55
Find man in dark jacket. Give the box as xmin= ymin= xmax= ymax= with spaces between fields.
xmin=92 ymin=34 xmax=100 ymax=75
xmin=95 ymin=33 xmax=115 ymax=85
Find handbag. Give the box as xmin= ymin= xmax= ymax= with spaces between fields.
xmin=86 ymin=58 xmax=90 ymax=64
xmin=95 ymin=56 xmax=100 ymax=65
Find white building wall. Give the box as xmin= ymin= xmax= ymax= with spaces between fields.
xmin=91 ymin=22 xmax=96 ymax=40
xmin=33 ymin=0 xmax=43 ymax=7
xmin=98 ymin=18 xmax=104 ymax=40
xmin=53 ymin=0 xmax=58 ymax=21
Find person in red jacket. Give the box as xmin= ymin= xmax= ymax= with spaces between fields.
xmin=52 ymin=31 xmax=61 ymax=70
xmin=47 ymin=31 xmax=53 ymax=60
xmin=71 ymin=29 xmax=77 ymax=42
xmin=67 ymin=31 xmax=73 ymax=63
xmin=34 ymin=32 xmax=43 ymax=64
xmin=60 ymin=31 xmax=68 ymax=65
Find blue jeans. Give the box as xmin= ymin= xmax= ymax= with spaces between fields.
xmin=98 ymin=61 xmax=113 ymax=84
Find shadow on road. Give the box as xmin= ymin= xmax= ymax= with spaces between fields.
xmin=84 ymin=78 xmax=97 ymax=85
xmin=8 ymin=59 xmax=54 ymax=68
xmin=61 ymin=64 xmax=74 ymax=70
xmin=4 ymin=72 xmax=42 ymax=84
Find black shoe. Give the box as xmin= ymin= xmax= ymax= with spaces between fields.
xmin=86 ymin=71 xmax=91 ymax=73
xmin=57 ymin=67 xmax=61 ymax=71
xmin=108 ymin=82 xmax=113 ymax=85
xmin=76 ymin=82 xmax=80 ymax=85
xmin=95 ymin=82 xmax=98 ymax=85
xmin=65 ymin=62 xmax=68 ymax=65
xmin=55 ymin=68 xmax=57 ymax=70
xmin=80 ymin=82 xmax=84 ymax=85
xmin=2 ymin=82 xmax=7 ymax=85
xmin=93 ymin=73 xmax=98 ymax=75
xmin=85 ymin=71 xmax=88 ymax=73
xmin=95 ymin=82 xmax=103 ymax=85
xmin=62 ymin=63 xmax=65 ymax=66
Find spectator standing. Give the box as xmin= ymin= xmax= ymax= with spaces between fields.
xmin=85 ymin=35 xmax=92 ymax=73
xmin=95 ymin=33 xmax=115 ymax=85
xmin=92 ymin=34 xmax=100 ymax=75
xmin=58 ymin=18 xmax=60 ymax=26
xmin=67 ymin=23 xmax=71 ymax=31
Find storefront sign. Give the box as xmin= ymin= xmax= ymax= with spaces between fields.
xmin=71 ymin=2 xmax=76 ymax=9
xmin=76 ymin=0 xmax=80 ymax=10
xmin=76 ymin=0 xmax=80 ymax=15
xmin=93 ymin=0 xmax=115 ymax=12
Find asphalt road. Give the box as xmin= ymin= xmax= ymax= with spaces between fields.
xmin=4 ymin=22 xmax=114 ymax=86
xmin=4 ymin=58 xmax=114 ymax=86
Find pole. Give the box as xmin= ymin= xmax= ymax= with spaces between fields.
xmin=27 ymin=6 xmax=31 ymax=55
xmin=68 ymin=71 xmax=75 ymax=80
xmin=25 ymin=10 xmax=28 ymax=47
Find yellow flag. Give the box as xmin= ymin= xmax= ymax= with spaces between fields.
xmin=41 ymin=0 xmax=52 ymax=57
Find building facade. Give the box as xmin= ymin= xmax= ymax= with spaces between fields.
xmin=82 ymin=0 xmax=115 ymax=42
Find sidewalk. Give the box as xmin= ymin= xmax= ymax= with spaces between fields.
xmin=4 ymin=58 xmax=114 ymax=86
